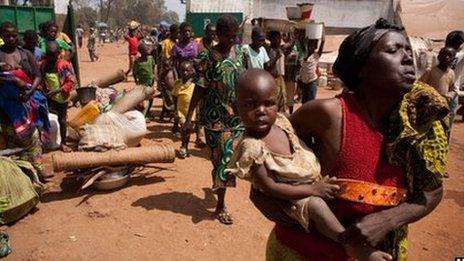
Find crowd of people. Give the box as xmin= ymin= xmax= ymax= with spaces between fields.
xmin=0 ymin=20 xmax=77 ymax=179
xmin=1 ymin=14 xmax=463 ymax=260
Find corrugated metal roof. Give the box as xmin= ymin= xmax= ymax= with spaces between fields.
xmin=186 ymin=0 xmax=251 ymax=13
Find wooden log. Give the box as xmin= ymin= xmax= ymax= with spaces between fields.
xmin=94 ymin=69 xmax=126 ymax=88
xmin=52 ymin=145 xmax=175 ymax=172
xmin=110 ymin=85 xmax=154 ymax=114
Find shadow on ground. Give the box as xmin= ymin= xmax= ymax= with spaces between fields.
xmin=41 ymin=173 xmax=167 ymax=204
xmin=444 ymin=189 xmax=464 ymax=207
xmin=131 ymin=187 xmax=217 ymax=224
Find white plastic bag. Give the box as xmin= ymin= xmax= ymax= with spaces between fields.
xmin=44 ymin=113 xmax=61 ymax=150
xmin=93 ymin=110 xmax=146 ymax=147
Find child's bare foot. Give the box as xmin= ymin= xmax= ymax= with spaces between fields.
xmin=194 ymin=139 xmax=206 ymax=148
xmin=61 ymin=144 xmax=72 ymax=153
xmin=345 ymin=244 xmax=392 ymax=261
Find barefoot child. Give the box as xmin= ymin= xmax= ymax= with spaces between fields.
xmin=228 ymin=69 xmax=392 ymax=261
xmin=40 ymin=41 xmax=76 ymax=152
xmin=173 ymin=60 xmax=202 ymax=158
xmin=133 ymin=42 xmax=156 ymax=117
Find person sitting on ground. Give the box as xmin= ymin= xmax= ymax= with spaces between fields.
xmin=22 ymin=30 xmax=43 ymax=62
xmin=173 ymin=60 xmax=203 ymax=158
xmin=40 ymin=41 xmax=77 ymax=152
xmin=298 ymin=25 xmax=325 ymax=104
xmin=133 ymin=42 xmax=156 ymax=117
xmin=87 ymin=28 xmax=100 ymax=62
xmin=265 ymin=30 xmax=287 ymax=112
xmin=38 ymin=21 xmax=73 ymax=60
xmin=420 ymin=47 xmax=457 ymax=128
xmin=242 ymin=27 xmax=269 ymax=69
xmin=229 ymin=69 xmax=393 ymax=261
xmin=196 ymin=23 xmax=217 ymax=53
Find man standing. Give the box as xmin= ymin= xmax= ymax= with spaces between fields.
xmin=76 ymin=24 xmax=84 ymax=49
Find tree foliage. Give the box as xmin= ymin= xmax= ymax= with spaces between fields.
xmin=75 ymin=0 xmax=180 ymax=28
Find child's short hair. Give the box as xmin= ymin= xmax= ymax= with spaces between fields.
xmin=0 ymin=22 xmax=16 ymax=35
xmin=23 ymin=30 xmax=38 ymax=41
xmin=169 ymin=24 xmax=179 ymax=33
xmin=267 ymin=30 xmax=281 ymax=40
xmin=138 ymin=42 xmax=149 ymax=53
xmin=445 ymin=30 xmax=464 ymax=48
xmin=179 ymin=22 xmax=190 ymax=31
xmin=180 ymin=60 xmax=194 ymax=70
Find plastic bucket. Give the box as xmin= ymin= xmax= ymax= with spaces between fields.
xmin=286 ymin=7 xmax=301 ymax=20
xmin=306 ymin=22 xmax=323 ymax=39
xmin=298 ymin=3 xmax=314 ymax=21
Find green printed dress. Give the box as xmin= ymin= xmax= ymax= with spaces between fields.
xmin=195 ymin=45 xmax=246 ymax=189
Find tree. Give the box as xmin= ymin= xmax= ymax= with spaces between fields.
xmin=74 ymin=0 xmax=179 ymax=28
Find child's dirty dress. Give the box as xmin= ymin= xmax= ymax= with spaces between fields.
xmin=227 ymin=113 xmax=321 ymax=230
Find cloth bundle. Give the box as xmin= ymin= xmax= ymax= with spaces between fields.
xmin=78 ymin=124 xmax=126 ymax=152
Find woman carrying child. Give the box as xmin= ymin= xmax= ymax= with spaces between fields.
xmin=229 ymin=69 xmax=393 ymax=260
xmin=261 ymin=18 xmax=447 ymax=260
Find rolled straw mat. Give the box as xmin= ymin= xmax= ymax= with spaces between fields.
xmin=52 ymin=145 xmax=175 ymax=172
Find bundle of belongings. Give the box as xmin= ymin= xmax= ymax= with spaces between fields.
xmin=62 ymin=73 xmax=161 ymax=190
xmin=0 ymin=156 xmax=43 ymax=225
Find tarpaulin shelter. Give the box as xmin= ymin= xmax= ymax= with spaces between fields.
xmin=396 ymin=0 xmax=464 ymax=40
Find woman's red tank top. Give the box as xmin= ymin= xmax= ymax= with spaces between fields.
xmin=274 ymin=93 xmax=406 ymax=260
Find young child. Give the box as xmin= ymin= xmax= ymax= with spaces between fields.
xmin=40 ymin=41 xmax=76 ymax=152
xmin=265 ymin=30 xmax=286 ymax=112
xmin=228 ymin=69 xmax=393 ymax=261
xmin=23 ymin=30 xmax=43 ymax=62
xmin=420 ymin=46 xmax=457 ymax=127
xmin=242 ymin=27 xmax=269 ymax=69
xmin=87 ymin=28 xmax=100 ymax=62
xmin=172 ymin=60 xmax=202 ymax=158
xmin=298 ymin=27 xmax=325 ymax=104
xmin=39 ymin=21 xmax=73 ymax=60
xmin=124 ymin=28 xmax=140 ymax=76
xmin=133 ymin=42 xmax=156 ymax=117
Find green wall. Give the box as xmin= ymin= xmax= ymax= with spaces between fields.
xmin=0 ymin=5 xmax=54 ymax=34
xmin=186 ymin=12 xmax=243 ymax=37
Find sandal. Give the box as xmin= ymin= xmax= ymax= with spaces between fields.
xmin=216 ymin=209 xmax=233 ymax=225
xmin=178 ymin=147 xmax=190 ymax=159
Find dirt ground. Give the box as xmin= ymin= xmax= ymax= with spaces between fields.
xmin=2 ymin=42 xmax=464 ymax=261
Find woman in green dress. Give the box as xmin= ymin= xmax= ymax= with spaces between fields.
xmin=184 ymin=15 xmax=245 ymax=224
